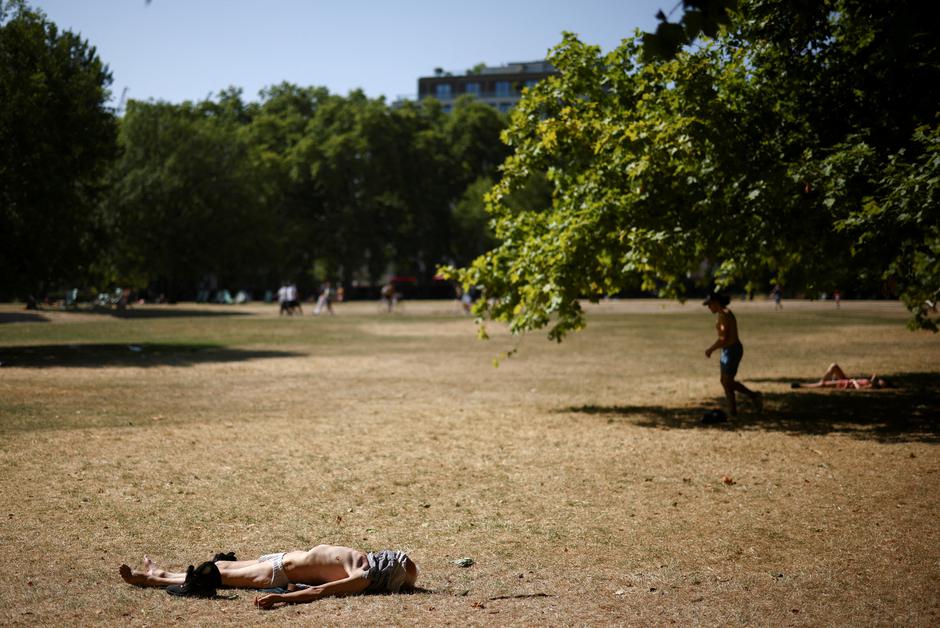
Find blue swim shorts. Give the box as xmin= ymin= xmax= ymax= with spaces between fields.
xmin=720 ymin=342 xmax=743 ymax=377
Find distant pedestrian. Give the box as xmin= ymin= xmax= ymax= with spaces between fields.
xmin=770 ymin=285 xmax=783 ymax=310
xmin=381 ymin=282 xmax=397 ymax=313
xmin=453 ymin=283 xmax=473 ymax=314
xmin=287 ymin=283 xmax=303 ymax=315
xmin=833 ymin=289 xmax=841 ymax=309
xmin=314 ymin=282 xmax=334 ymax=316
xmin=703 ymin=291 xmax=762 ymax=417
xmin=277 ymin=283 xmax=290 ymax=316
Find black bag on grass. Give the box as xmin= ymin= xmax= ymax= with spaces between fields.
xmin=166 ymin=561 xmax=221 ymax=598
xmin=700 ymin=409 xmax=727 ymax=424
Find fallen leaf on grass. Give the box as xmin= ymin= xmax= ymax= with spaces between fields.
xmin=722 ymin=475 xmax=736 ymax=485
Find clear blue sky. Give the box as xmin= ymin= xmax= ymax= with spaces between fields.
xmin=30 ymin=0 xmax=669 ymax=106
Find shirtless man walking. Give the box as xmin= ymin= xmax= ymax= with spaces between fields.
xmin=703 ymin=291 xmax=762 ymax=416
xmin=119 ymin=544 xmax=418 ymax=608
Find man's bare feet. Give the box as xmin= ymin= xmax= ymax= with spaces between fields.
xmin=142 ymin=555 xmax=163 ymax=577
xmin=119 ymin=556 xmax=170 ymax=586
xmin=119 ymin=563 xmax=150 ymax=586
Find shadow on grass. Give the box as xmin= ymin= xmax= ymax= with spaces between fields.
xmin=56 ymin=306 xmax=254 ymax=319
xmin=0 ymin=312 xmax=50 ymax=324
xmin=0 ymin=343 xmax=304 ymax=368
xmin=564 ymin=372 xmax=940 ymax=443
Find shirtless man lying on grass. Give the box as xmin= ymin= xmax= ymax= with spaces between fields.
xmin=119 ymin=544 xmax=418 ymax=609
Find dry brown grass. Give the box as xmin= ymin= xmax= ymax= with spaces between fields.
xmin=0 ymin=299 xmax=937 ymax=626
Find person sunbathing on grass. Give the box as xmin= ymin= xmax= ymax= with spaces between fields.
xmin=119 ymin=544 xmax=418 ymax=609
xmin=791 ymin=363 xmax=891 ymax=390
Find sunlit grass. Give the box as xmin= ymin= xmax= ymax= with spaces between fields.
xmin=0 ymin=299 xmax=937 ymax=625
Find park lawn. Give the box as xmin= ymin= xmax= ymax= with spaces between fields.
xmin=0 ymin=299 xmax=937 ymax=626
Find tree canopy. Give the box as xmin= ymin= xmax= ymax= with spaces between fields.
xmin=0 ymin=0 xmax=117 ymax=298
xmin=96 ymin=90 xmax=509 ymax=299
xmin=4 ymin=0 xmax=936 ymax=325
xmin=447 ymin=0 xmax=940 ymax=337
xmin=1 ymin=0 xmax=511 ymax=300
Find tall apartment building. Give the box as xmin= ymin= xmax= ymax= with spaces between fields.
xmin=417 ymin=60 xmax=557 ymax=112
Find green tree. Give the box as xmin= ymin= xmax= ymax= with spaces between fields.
xmin=450 ymin=176 xmax=495 ymax=267
xmin=840 ymin=122 xmax=940 ymax=330
xmin=285 ymin=90 xmax=403 ymax=284
xmin=101 ymin=96 xmax=273 ymax=298
xmin=405 ymin=96 xmax=508 ymax=274
xmin=0 ymin=0 xmax=117 ymax=299
xmin=641 ymin=0 xmax=737 ymax=60
xmin=444 ymin=96 xmax=509 ymax=190
xmin=245 ymin=82 xmax=332 ymax=285
xmin=282 ymin=93 xmax=507 ymax=286
xmin=447 ymin=0 xmax=939 ymax=338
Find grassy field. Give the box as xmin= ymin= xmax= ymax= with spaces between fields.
xmin=0 ymin=299 xmax=937 ymax=626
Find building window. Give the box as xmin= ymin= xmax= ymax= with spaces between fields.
xmin=498 ymin=102 xmax=512 ymax=113
xmin=524 ymin=79 xmax=539 ymax=90
xmin=495 ymin=81 xmax=511 ymax=96
xmin=435 ymin=83 xmax=452 ymax=99
xmin=465 ymin=82 xmax=481 ymax=96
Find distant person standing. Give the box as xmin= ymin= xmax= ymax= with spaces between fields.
xmin=381 ymin=282 xmax=397 ymax=313
xmin=704 ymin=292 xmax=762 ymax=417
xmin=314 ymin=282 xmax=334 ymax=316
xmin=770 ymin=285 xmax=783 ymax=310
xmin=453 ymin=283 xmax=473 ymax=314
xmin=277 ymin=283 xmax=290 ymax=316
xmin=287 ymin=283 xmax=303 ymax=315
xmin=833 ymin=289 xmax=841 ymax=309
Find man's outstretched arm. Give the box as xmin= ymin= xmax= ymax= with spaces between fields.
xmin=253 ymin=573 xmax=370 ymax=609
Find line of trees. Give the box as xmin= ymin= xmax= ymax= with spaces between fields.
xmin=3 ymin=0 xmax=938 ymax=332
xmin=101 ymin=86 xmax=510 ymax=300
xmin=1 ymin=1 xmax=511 ymax=302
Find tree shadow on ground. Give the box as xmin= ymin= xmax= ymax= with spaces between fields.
xmin=0 ymin=312 xmax=50 ymax=324
xmin=564 ymin=373 xmax=940 ymax=443
xmin=0 ymin=343 xmax=304 ymax=368
xmin=54 ymin=306 xmax=254 ymax=319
